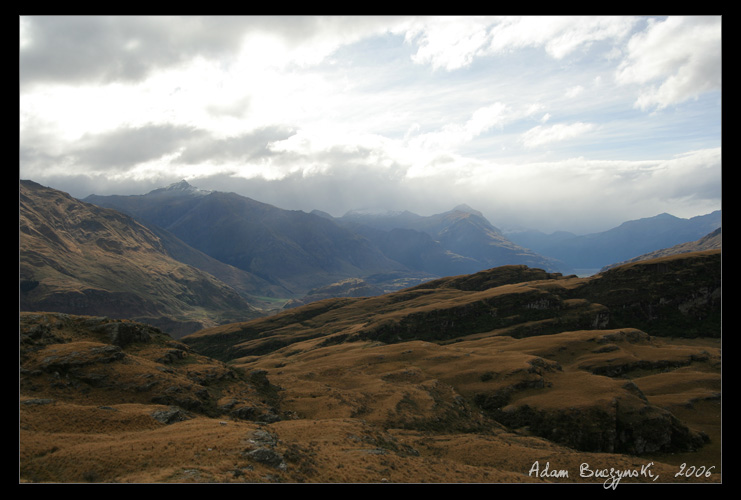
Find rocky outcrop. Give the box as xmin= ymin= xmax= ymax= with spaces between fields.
xmin=20 ymin=312 xmax=283 ymax=423
xmin=484 ymin=397 xmax=707 ymax=455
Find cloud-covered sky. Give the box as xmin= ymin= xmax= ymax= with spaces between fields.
xmin=19 ymin=16 xmax=722 ymax=234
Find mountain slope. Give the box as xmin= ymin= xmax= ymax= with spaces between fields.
xmin=20 ymin=180 xmax=262 ymax=337
xmin=338 ymin=205 xmax=568 ymax=275
xmin=85 ymin=182 xmax=407 ymax=296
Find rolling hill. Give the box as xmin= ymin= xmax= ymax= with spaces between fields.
xmin=19 ymin=250 xmax=721 ymax=483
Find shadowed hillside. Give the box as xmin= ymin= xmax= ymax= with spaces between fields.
xmin=601 ymin=227 xmax=721 ymax=272
xmin=85 ymin=182 xmax=408 ymax=296
xmin=20 ymin=180 xmax=263 ymax=337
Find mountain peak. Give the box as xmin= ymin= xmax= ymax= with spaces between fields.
xmin=450 ymin=204 xmax=483 ymax=217
xmin=149 ymin=180 xmax=211 ymax=196
xmin=167 ymin=179 xmax=194 ymax=190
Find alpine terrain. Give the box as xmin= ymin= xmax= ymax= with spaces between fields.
xmin=19 ymin=179 xmax=721 ymax=484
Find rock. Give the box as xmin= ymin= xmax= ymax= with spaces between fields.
xmin=244 ymin=447 xmax=286 ymax=469
xmin=96 ymin=322 xmax=153 ymax=347
xmin=151 ymin=406 xmax=193 ymax=424
xmin=492 ymin=397 xmax=707 ymax=455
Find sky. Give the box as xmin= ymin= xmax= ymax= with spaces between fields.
xmin=19 ymin=15 xmax=722 ymax=234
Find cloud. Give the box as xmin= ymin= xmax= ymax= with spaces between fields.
xmin=406 ymin=102 xmax=511 ymax=151
xmin=178 ymin=126 xmax=297 ymax=165
xmin=520 ymin=122 xmax=597 ymax=149
xmin=403 ymin=16 xmax=638 ymax=71
xmin=19 ymin=16 xmax=406 ymax=91
xmin=615 ymin=16 xmax=722 ymax=110
xmin=19 ymin=16 xmax=249 ymax=89
xmin=72 ymin=124 xmax=204 ymax=170
xmin=565 ymin=85 xmax=584 ymax=98
xmin=19 ymin=16 xmax=721 ymax=235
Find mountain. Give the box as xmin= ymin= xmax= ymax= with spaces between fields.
xmin=20 ymin=180 xmax=263 ymax=337
xmin=505 ymin=211 xmax=721 ymax=271
xmin=141 ymin=222 xmax=292 ymax=307
xmin=20 ymin=251 xmax=721 ymax=482
xmin=337 ymin=204 xmax=569 ymax=276
xmin=85 ymin=182 xmax=408 ymax=297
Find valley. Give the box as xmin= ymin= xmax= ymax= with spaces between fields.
xmin=18 ymin=179 xmax=722 ymax=484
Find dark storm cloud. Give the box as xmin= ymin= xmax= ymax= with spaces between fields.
xmin=19 ymin=16 xmax=396 ymax=90
xmin=178 ymin=126 xmax=297 ymax=165
xmin=19 ymin=16 xmax=251 ymax=89
xmin=72 ymin=124 xmax=205 ymax=170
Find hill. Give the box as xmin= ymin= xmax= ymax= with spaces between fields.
xmin=176 ymin=252 xmax=720 ymax=479
xmin=184 ymin=250 xmax=721 ymax=362
xmin=20 ymin=301 xmax=720 ymax=483
xmin=19 ymin=181 xmax=722 ymax=484
xmin=20 ymin=180 xmax=263 ymax=337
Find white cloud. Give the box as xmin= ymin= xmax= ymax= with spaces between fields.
xmin=520 ymin=122 xmax=597 ymax=149
xmin=404 ymin=16 xmax=493 ymax=70
xmin=565 ymin=85 xmax=584 ymax=98
xmin=401 ymin=16 xmax=639 ymax=72
xmin=615 ymin=16 xmax=722 ymax=110
xmin=407 ymin=102 xmax=511 ymax=151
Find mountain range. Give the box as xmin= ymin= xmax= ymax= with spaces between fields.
xmin=505 ymin=211 xmax=721 ymax=271
xmin=83 ymin=181 xmax=566 ymax=295
xmin=21 ymin=178 xmax=722 ymax=335
xmin=18 ymin=179 xmax=722 ymax=484
xmin=83 ymin=179 xmax=722 ymax=285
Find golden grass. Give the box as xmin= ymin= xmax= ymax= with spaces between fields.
xmin=20 ymin=311 xmax=722 ymax=484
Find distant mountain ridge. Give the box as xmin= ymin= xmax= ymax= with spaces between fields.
xmin=84 ymin=181 xmax=564 ymax=296
xmin=69 ymin=179 xmax=721 ymax=308
xmin=505 ymin=211 xmax=721 ymax=270
xmin=334 ymin=204 xmax=567 ymax=277
xmin=85 ymin=181 xmax=410 ymax=296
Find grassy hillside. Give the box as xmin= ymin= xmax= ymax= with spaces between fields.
xmin=20 ymin=180 xmax=262 ymax=337
xmin=20 ymin=311 xmax=720 ymax=483
xmin=184 ymin=251 xmax=720 ymax=362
